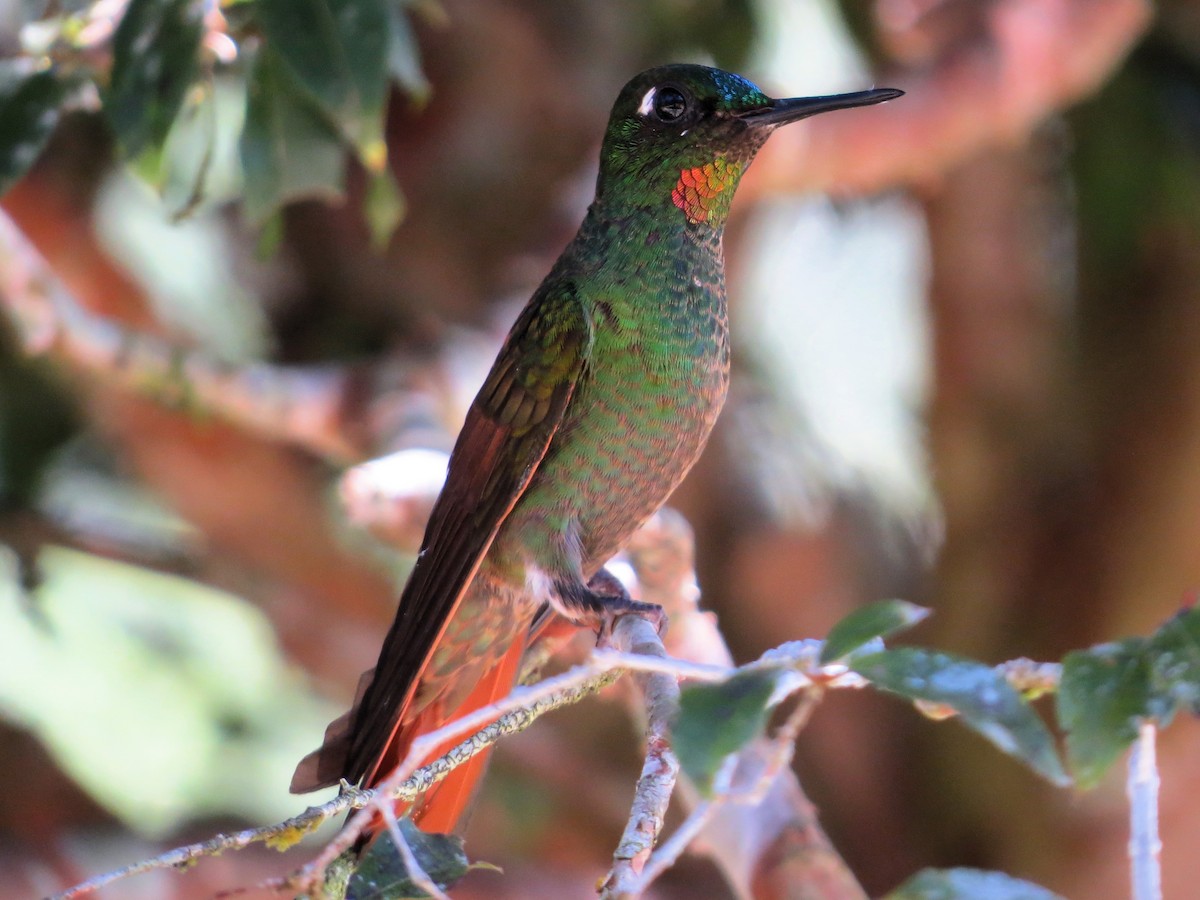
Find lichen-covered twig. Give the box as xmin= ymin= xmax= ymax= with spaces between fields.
xmin=51 ymin=636 xmax=632 ymax=899
xmin=600 ymin=616 xmax=682 ymax=899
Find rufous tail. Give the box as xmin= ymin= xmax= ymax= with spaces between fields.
xmin=369 ymin=636 xmax=530 ymax=834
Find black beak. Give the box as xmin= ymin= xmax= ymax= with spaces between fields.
xmin=737 ymin=87 xmax=903 ymax=127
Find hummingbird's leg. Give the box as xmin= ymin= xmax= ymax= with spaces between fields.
xmin=552 ymin=567 xmax=667 ymax=642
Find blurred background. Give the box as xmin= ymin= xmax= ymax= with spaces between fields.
xmin=2 ymin=0 xmax=1198 ymax=896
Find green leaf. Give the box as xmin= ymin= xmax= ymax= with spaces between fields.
xmin=106 ymin=0 xmax=205 ymax=157
xmin=820 ymin=599 xmax=930 ymax=664
xmin=673 ymin=670 xmax=778 ymax=795
xmin=347 ymin=818 xmax=469 ymax=900
xmin=239 ymin=47 xmax=346 ymax=224
xmin=1146 ymin=605 xmax=1200 ymax=720
xmin=886 ymin=867 xmax=1063 ymax=899
xmin=255 ymin=0 xmax=390 ymax=162
xmin=1058 ymin=637 xmax=1150 ymax=787
xmin=0 ymin=63 xmax=67 ymax=195
xmin=365 ymin=167 xmax=405 ymax=250
xmin=1057 ymin=607 xmax=1200 ymax=788
xmin=853 ymin=649 xmax=1068 ymax=786
xmin=386 ymin=3 xmax=430 ymax=102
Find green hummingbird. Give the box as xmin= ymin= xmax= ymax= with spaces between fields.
xmin=292 ymin=64 xmax=901 ymax=832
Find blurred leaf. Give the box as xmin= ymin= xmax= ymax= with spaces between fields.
xmin=240 ymin=47 xmax=346 ymax=224
xmin=820 ymin=599 xmax=929 ymax=664
xmin=886 ymin=867 xmax=1063 ymax=899
xmin=673 ymin=669 xmax=778 ymax=795
xmin=106 ymin=0 xmax=205 ymax=157
xmin=113 ymin=71 xmax=250 ymax=222
xmin=386 ymin=3 xmax=430 ymax=102
xmin=366 ymin=167 xmax=405 ymax=250
xmin=853 ymin=649 xmax=1068 ymax=786
xmin=347 ymin=818 xmax=468 ymax=900
xmin=0 ymin=546 xmax=337 ymax=836
xmin=1146 ymin=605 xmax=1200 ymax=719
xmin=255 ymin=0 xmax=390 ymax=162
xmin=0 ymin=63 xmax=67 ymax=195
xmin=0 ymin=353 xmax=77 ymax=506
xmin=1058 ymin=638 xmax=1148 ymax=788
xmin=255 ymin=210 xmax=286 ymax=258
xmin=640 ymin=0 xmax=756 ymax=71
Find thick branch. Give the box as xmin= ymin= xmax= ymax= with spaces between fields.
xmin=0 ymin=213 xmax=367 ymax=461
xmin=748 ymin=0 xmax=1150 ymax=198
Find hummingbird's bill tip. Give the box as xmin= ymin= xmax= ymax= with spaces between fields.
xmin=870 ymin=87 xmax=905 ymax=103
xmin=738 ymin=86 xmax=904 ymax=126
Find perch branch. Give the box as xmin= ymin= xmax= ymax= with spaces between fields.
xmin=601 ymin=616 xmax=682 ymax=899
xmin=287 ymin=614 xmax=685 ymax=895
xmin=1128 ymin=721 xmax=1162 ymax=900
xmin=52 ymin=627 xmax=646 ymax=899
xmin=613 ymin=510 xmax=869 ymax=899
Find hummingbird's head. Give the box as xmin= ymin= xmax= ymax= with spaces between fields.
xmin=596 ymin=64 xmax=901 ymax=226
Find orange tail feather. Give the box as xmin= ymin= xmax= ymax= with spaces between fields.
xmin=371 ymin=636 xmax=530 ymax=834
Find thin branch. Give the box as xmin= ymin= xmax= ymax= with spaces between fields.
xmin=52 ymin=648 xmax=631 ymax=899
xmin=380 ymin=803 xmax=450 ymax=900
xmin=290 ymin=616 xmax=681 ymax=894
xmin=1128 ymin=721 xmax=1163 ymax=900
xmin=49 ymin=791 xmax=365 ymax=900
xmin=601 ymin=617 xmax=682 ymax=899
xmin=743 ymin=687 xmax=824 ymax=807
xmin=630 ymin=797 xmax=721 ymax=894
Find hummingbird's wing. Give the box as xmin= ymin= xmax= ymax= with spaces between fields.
xmin=291 ymin=288 xmax=592 ymax=794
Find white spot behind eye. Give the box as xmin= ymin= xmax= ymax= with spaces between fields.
xmin=638 ymin=87 xmax=657 ymax=117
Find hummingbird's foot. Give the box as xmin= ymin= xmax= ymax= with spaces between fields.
xmin=552 ymin=567 xmax=667 ymax=643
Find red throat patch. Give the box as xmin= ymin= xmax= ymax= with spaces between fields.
xmin=671 ymin=157 xmax=741 ymax=224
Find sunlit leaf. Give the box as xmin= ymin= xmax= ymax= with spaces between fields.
xmin=239 ymin=47 xmax=346 ymax=224
xmin=0 ymin=546 xmax=336 ymax=836
xmin=853 ymin=649 xmax=1068 ymax=786
xmin=886 ymin=867 xmax=1063 ymax=899
xmin=1058 ymin=638 xmax=1148 ymax=787
xmin=820 ymin=599 xmax=930 ymax=664
xmin=673 ymin=669 xmax=778 ymax=795
xmin=107 ymin=0 xmax=205 ymax=156
xmin=255 ymin=0 xmax=389 ymax=160
xmin=347 ymin=818 xmax=468 ymax=900
xmin=0 ymin=63 xmax=67 ymax=195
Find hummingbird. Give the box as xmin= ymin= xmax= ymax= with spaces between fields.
xmin=291 ymin=64 xmax=901 ymax=833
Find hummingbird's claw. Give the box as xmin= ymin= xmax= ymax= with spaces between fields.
xmin=585 ymin=567 xmax=668 ymax=644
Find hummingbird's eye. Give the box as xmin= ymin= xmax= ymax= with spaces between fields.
xmin=652 ymin=87 xmax=688 ymax=122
